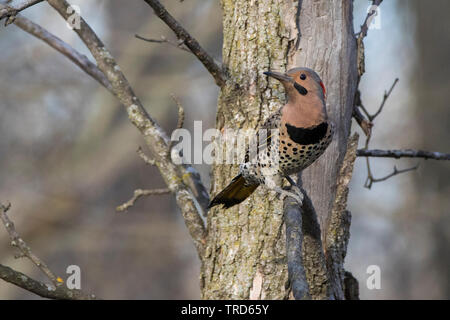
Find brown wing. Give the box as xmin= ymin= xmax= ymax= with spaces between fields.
xmin=245 ymin=109 xmax=282 ymax=163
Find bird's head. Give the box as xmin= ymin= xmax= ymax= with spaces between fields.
xmin=264 ymin=67 xmax=326 ymax=103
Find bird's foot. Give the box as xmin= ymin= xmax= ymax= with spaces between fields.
xmin=273 ymin=186 xmax=304 ymax=207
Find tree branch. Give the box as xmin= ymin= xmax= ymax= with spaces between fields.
xmin=136 ymin=146 xmax=156 ymax=166
xmin=284 ymin=174 xmax=330 ymax=300
xmin=0 ymin=202 xmax=58 ymax=286
xmin=142 ymin=0 xmax=226 ymax=87
xmin=46 ymin=0 xmax=207 ymax=256
xmin=366 ymin=78 xmax=399 ymax=121
xmin=168 ymin=93 xmax=185 ymax=151
xmin=135 ymin=34 xmax=191 ymax=53
xmin=353 ymin=0 xmax=384 ymax=127
xmin=366 ymin=164 xmax=419 ymax=187
xmin=0 ymin=203 xmax=96 ymax=299
xmin=12 ymin=14 xmax=113 ymax=93
xmin=357 ymin=0 xmax=383 ymax=39
xmin=353 ymin=90 xmax=373 ymax=137
xmin=357 ymin=149 xmax=450 ymax=161
xmin=116 ymin=188 xmax=171 ymax=212
xmin=284 ymin=197 xmax=310 ymax=300
xmin=0 ymin=0 xmax=43 ymax=22
xmin=358 ymin=78 xmax=408 ymax=189
xmin=0 ymin=264 xmax=96 ymax=300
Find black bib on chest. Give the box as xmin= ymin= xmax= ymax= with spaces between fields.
xmin=285 ymin=122 xmax=328 ymax=145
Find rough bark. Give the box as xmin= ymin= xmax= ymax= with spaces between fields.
xmin=201 ymin=0 xmax=358 ymax=299
xmin=289 ymin=0 xmax=358 ymax=236
xmin=202 ymin=0 xmax=291 ymax=300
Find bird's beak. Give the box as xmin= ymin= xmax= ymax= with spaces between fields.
xmin=263 ymin=71 xmax=293 ymax=83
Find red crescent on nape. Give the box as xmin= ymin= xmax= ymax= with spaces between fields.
xmin=319 ymin=81 xmax=326 ymax=98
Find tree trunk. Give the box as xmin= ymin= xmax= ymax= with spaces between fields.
xmin=201 ymin=0 xmax=358 ymax=299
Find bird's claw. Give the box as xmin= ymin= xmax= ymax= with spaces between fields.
xmin=273 ymin=186 xmax=304 ymax=208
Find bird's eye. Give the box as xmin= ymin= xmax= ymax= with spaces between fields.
xmin=300 ymin=74 xmax=306 ymax=80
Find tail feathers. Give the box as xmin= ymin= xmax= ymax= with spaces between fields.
xmin=208 ymin=174 xmax=258 ymax=209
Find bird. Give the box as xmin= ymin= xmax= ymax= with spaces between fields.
xmin=208 ymin=67 xmax=333 ymax=209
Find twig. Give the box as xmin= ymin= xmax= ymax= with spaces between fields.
xmin=369 ymin=78 xmax=399 ymax=121
xmin=0 ymin=0 xmax=43 ymax=23
xmin=353 ymin=90 xmax=372 ymax=137
xmin=357 ymin=149 xmax=450 ymax=161
xmin=353 ymin=76 xmax=398 ymax=138
xmin=354 ymin=78 xmax=398 ymax=135
xmin=0 ymin=264 xmax=96 ymax=300
xmin=135 ymin=34 xmax=191 ymax=53
xmin=162 ymin=95 xmax=210 ymax=214
xmin=170 ymin=94 xmax=185 ymax=131
xmin=137 ymin=146 xmax=156 ymax=165
xmin=355 ymin=0 xmax=383 ymax=77
xmin=116 ymin=188 xmax=171 ymax=212
xmin=353 ymin=0 xmax=384 ymax=124
xmin=168 ymin=93 xmax=185 ymax=151
xmin=360 ymin=79 xmax=404 ymax=189
xmin=143 ymin=0 xmax=226 ymax=87
xmin=357 ymin=0 xmax=383 ymax=39
xmin=0 ymin=202 xmax=58 ymax=286
xmin=12 ymin=14 xmax=113 ymax=93
xmin=0 ymin=203 xmax=97 ymax=299
xmin=365 ymin=164 xmax=419 ymax=188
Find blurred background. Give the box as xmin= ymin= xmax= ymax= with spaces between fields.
xmin=0 ymin=0 xmax=448 ymax=299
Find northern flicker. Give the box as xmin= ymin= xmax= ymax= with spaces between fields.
xmin=209 ymin=67 xmax=333 ymax=209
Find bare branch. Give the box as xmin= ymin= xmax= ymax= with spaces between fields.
xmin=357 ymin=0 xmax=383 ymax=39
xmin=168 ymin=93 xmax=185 ymax=151
xmin=357 ymin=149 xmax=450 ymax=161
xmin=0 ymin=203 xmax=97 ymax=299
xmin=365 ymin=164 xmax=419 ymax=188
xmin=170 ymin=93 xmax=185 ymax=131
xmin=142 ymin=0 xmax=226 ymax=87
xmin=0 ymin=0 xmax=43 ymax=22
xmin=285 ymin=174 xmax=330 ymax=300
xmin=370 ymin=78 xmax=399 ymax=121
xmin=116 ymin=188 xmax=171 ymax=212
xmin=284 ymin=196 xmax=310 ymax=300
xmin=136 ymin=146 xmax=156 ymax=166
xmin=135 ymin=34 xmax=191 ymax=53
xmin=353 ymin=1 xmax=385 ymax=132
xmin=353 ymin=78 xmax=398 ymax=137
xmin=358 ymin=78 xmax=402 ymax=189
xmin=353 ymin=90 xmax=372 ymax=137
xmin=12 ymin=14 xmax=113 ymax=93
xmin=0 ymin=202 xmax=58 ymax=286
xmin=355 ymin=0 xmax=384 ymax=78
xmin=47 ymin=0 xmax=206 ymax=256
xmin=0 ymin=264 xmax=96 ymax=300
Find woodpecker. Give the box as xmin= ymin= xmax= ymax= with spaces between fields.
xmin=209 ymin=67 xmax=333 ymax=209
